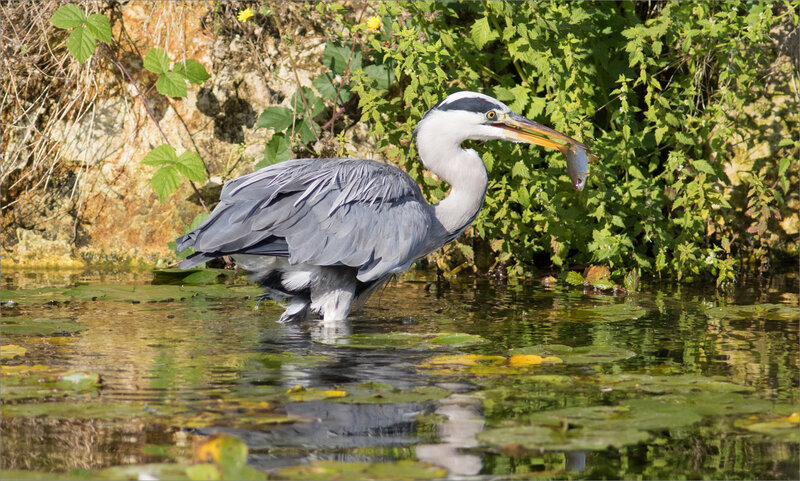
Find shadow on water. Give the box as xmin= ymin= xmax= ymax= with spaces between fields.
xmin=1 ymin=268 xmax=798 ymax=479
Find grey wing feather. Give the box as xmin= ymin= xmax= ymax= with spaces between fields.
xmin=176 ymin=158 xmax=432 ymax=281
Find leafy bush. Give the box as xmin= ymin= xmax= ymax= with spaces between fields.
xmin=351 ymin=1 xmax=798 ymax=285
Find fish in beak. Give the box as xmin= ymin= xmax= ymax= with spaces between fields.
xmin=493 ymin=112 xmax=592 ymax=191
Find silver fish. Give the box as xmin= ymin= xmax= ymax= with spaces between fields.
xmin=565 ymin=144 xmax=590 ymax=191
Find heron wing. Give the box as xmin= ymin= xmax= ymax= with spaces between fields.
xmin=176 ymin=158 xmax=432 ymax=282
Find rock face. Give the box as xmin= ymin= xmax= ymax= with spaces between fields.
xmin=1 ymin=2 xmax=358 ymax=267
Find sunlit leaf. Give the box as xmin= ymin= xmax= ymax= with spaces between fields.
xmin=48 ymin=4 xmax=87 ymax=29
xmin=85 ymin=14 xmax=112 ymax=44
xmin=65 ymin=27 xmax=96 ymax=63
xmin=143 ymin=47 xmax=170 ymax=74
xmin=156 ymin=71 xmax=188 ymax=98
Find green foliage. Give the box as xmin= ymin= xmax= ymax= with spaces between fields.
xmin=143 ymin=48 xmax=210 ymax=98
xmin=142 ymin=144 xmax=207 ymax=200
xmin=49 ymin=5 xmax=112 ymax=62
xmin=350 ymin=1 xmax=799 ymax=284
xmin=254 ymin=37 xmax=394 ymax=169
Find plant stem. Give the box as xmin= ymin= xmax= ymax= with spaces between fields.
xmin=102 ymin=46 xmax=209 ymax=213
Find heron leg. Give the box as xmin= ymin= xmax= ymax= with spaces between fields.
xmin=310 ymin=266 xmax=357 ymax=322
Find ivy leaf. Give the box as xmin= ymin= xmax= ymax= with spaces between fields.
xmin=173 ymin=59 xmax=211 ymax=85
xmin=49 ymin=4 xmax=87 ymax=29
xmin=175 ymin=151 xmax=207 ymax=182
xmin=256 ymin=106 xmax=294 ymax=132
xmin=143 ymin=48 xmax=170 ymax=75
xmin=471 ymin=16 xmax=498 ymax=49
xmin=156 ymin=71 xmax=188 ymax=98
xmin=141 ymin=144 xmax=177 ymax=166
xmin=65 ymin=27 xmax=97 ymax=63
xmin=85 ymin=14 xmax=112 ymax=44
xmin=151 ymin=165 xmax=181 ymax=200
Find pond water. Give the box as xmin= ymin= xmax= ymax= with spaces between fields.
xmin=1 ymin=268 xmax=798 ymax=480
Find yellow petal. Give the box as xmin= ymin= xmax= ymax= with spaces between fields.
xmin=366 ymin=16 xmax=381 ymax=30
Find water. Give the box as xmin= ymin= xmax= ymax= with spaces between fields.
xmin=1 ymin=268 xmax=798 ymax=480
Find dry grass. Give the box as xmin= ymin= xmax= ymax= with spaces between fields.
xmin=0 ymin=1 xmax=110 ymax=245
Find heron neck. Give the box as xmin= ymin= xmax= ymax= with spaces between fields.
xmin=419 ymin=138 xmax=488 ymax=235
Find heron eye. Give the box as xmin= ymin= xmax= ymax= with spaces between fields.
xmin=486 ymin=111 xmax=497 ymax=120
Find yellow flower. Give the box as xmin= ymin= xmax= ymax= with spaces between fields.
xmin=237 ymin=7 xmax=254 ymax=22
xmin=366 ymin=16 xmax=381 ymax=31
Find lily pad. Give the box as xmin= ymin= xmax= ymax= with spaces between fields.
xmin=0 ymin=287 xmax=70 ymax=304
xmin=333 ymin=383 xmax=451 ymax=405
xmin=594 ymin=374 xmax=755 ymax=394
xmin=1 ymin=344 xmax=28 ymax=359
xmin=734 ymin=410 xmax=800 ymax=442
xmin=152 ymin=268 xmax=236 ymax=285
xmin=478 ymin=423 xmax=651 ymax=451
xmin=1 ymin=401 xmax=178 ymax=419
xmin=275 ymin=460 xmax=447 ymax=481
xmin=328 ymin=332 xmax=486 ymax=349
xmin=567 ymin=303 xmax=647 ymax=322
xmin=1 ymin=318 xmax=87 ymax=336
xmin=510 ymin=344 xmax=636 ymax=364
xmin=704 ymin=303 xmax=799 ymax=321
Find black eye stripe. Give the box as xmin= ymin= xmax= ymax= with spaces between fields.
xmin=436 ymin=97 xmax=502 ymax=114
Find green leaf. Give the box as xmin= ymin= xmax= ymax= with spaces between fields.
xmin=175 ymin=151 xmax=207 ymax=182
xmin=511 ymin=160 xmax=529 ymax=179
xmin=313 ymin=73 xmax=338 ymax=100
xmin=297 ymin=119 xmax=321 ymax=144
xmin=256 ymin=106 xmax=294 ymax=132
xmin=173 ymin=59 xmax=210 ymax=85
xmin=49 ymin=4 xmax=87 ymax=29
xmin=141 ymin=144 xmax=178 ymax=166
xmin=322 ymin=41 xmax=360 ymax=75
xmin=85 ymin=14 xmax=112 ymax=44
xmin=363 ymin=64 xmax=395 ymax=90
xmin=156 ymin=71 xmax=188 ymax=98
xmin=565 ymin=271 xmax=585 ymax=286
xmin=258 ymin=134 xmax=292 ymax=169
xmin=65 ymin=27 xmax=97 ymax=63
xmin=471 ymin=16 xmax=498 ymax=49
xmin=151 ymin=165 xmax=181 ymax=200
xmin=693 ymin=159 xmax=715 ymax=175
xmin=143 ymin=48 xmax=170 ymax=75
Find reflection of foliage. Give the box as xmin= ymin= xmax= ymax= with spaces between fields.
xmin=351 ymin=2 xmax=798 ymax=284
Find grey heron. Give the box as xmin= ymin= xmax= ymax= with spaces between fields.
xmin=176 ymin=91 xmax=589 ymax=322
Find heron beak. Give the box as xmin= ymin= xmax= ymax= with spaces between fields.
xmin=493 ymin=112 xmax=587 ymax=152
xmin=494 ymin=112 xmax=592 ymax=191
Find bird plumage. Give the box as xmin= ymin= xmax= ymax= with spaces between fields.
xmin=176 ymin=91 xmax=587 ymax=322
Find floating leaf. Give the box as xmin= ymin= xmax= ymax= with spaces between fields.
xmin=508 ymin=354 xmax=562 ymax=367
xmin=285 ymin=385 xmax=348 ymax=402
xmin=1 ymin=318 xmax=87 ymax=336
xmin=567 ymin=303 xmax=647 ymax=322
xmin=595 ymin=374 xmax=755 ymax=394
xmin=510 ymin=344 xmax=636 ymax=364
xmin=704 ymin=303 xmax=799 ymax=321
xmin=329 ymin=332 xmax=487 ymax=349
xmin=276 ymin=460 xmax=446 ymax=481
xmin=1 ymin=401 xmax=168 ymax=419
xmin=1 ymin=344 xmax=27 ymax=359
xmin=478 ymin=423 xmax=651 ymax=452
xmin=334 ymin=384 xmax=450 ymax=405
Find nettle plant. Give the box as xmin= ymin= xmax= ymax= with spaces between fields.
xmin=49 ymin=4 xmax=211 ymax=206
xmin=350 ymin=1 xmax=797 ymax=286
xmin=255 ymin=25 xmax=393 ymax=168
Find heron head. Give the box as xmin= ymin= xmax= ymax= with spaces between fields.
xmin=417 ymin=91 xmax=591 ymax=190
